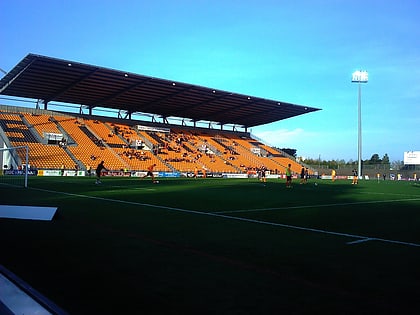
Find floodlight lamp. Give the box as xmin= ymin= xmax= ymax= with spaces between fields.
xmin=351 ymin=70 xmax=368 ymax=83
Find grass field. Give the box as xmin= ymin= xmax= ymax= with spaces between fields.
xmin=1 ymin=176 xmax=420 ymax=314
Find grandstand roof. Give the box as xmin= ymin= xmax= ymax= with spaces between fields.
xmin=0 ymin=53 xmax=320 ymax=128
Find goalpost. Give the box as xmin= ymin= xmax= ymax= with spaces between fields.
xmin=0 ymin=145 xmax=29 ymax=188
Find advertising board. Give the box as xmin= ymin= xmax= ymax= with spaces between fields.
xmin=404 ymin=151 xmax=420 ymax=165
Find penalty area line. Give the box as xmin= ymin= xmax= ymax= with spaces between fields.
xmin=346 ymin=238 xmax=374 ymax=245
xmin=29 ymin=187 xmax=420 ymax=248
xmin=211 ymin=213 xmax=420 ymax=248
xmin=215 ymin=197 xmax=420 ymax=215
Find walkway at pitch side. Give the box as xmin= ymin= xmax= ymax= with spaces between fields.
xmin=0 ymin=205 xmax=67 ymax=314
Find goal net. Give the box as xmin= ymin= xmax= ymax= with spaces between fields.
xmin=0 ymin=146 xmax=29 ymax=188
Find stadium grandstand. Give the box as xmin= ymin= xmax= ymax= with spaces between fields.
xmin=0 ymin=53 xmax=320 ymax=177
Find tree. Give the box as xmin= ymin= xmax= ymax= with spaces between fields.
xmin=391 ymin=160 xmax=403 ymax=170
xmin=368 ymin=153 xmax=381 ymax=164
xmin=382 ymin=153 xmax=390 ymax=164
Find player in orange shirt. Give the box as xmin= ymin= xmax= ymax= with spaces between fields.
xmin=142 ymin=163 xmax=158 ymax=183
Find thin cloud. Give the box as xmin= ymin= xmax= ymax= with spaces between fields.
xmin=253 ymin=128 xmax=310 ymax=147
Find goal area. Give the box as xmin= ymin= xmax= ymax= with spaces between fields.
xmin=0 ymin=146 xmax=29 ymax=188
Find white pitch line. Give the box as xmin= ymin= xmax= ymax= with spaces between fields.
xmin=215 ymin=197 xmax=420 ymax=214
xmin=110 ymin=185 xmax=155 ymax=190
xmin=360 ymin=191 xmax=420 ymax=198
xmin=346 ymin=238 xmax=374 ymax=245
xmin=30 ymin=187 xmax=420 ymax=248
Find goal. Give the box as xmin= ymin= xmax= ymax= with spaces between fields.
xmin=0 ymin=145 xmax=29 ymax=188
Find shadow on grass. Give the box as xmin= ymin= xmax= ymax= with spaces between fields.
xmin=1 ymin=177 xmax=420 ymax=314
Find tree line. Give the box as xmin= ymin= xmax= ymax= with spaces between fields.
xmin=278 ymin=148 xmax=400 ymax=169
xmin=301 ymin=154 xmax=391 ymax=169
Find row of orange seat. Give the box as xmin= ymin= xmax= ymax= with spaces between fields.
xmin=0 ymin=110 xmax=303 ymax=174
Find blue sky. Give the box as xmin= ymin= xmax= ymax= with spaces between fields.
xmin=1 ymin=0 xmax=419 ymax=162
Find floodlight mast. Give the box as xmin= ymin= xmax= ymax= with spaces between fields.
xmin=351 ymin=70 xmax=368 ymax=179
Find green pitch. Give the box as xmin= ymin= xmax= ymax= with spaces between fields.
xmin=1 ymin=177 xmax=420 ymax=314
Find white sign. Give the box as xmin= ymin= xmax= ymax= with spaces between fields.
xmin=136 ymin=125 xmax=170 ymax=133
xmin=404 ymin=151 xmax=420 ymax=165
xmin=44 ymin=132 xmax=63 ymax=141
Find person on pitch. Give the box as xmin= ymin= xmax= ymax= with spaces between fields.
xmin=304 ymin=167 xmax=309 ymax=184
xmin=259 ymin=165 xmax=267 ymax=183
xmin=95 ymin=161 xmax=107 ymax=184
xmin=285 ymin=163 xmax=292 ymax=188
xmin=300 ymin=167 xmax=305 ymax=184
xmin=142 ymin=163 xmax=158 ymax=183
xmin=352 ymin=169 xmax=358 ymax=185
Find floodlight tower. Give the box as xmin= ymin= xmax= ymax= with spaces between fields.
xmin=351 ymin=70 xmax=368 ymax=179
